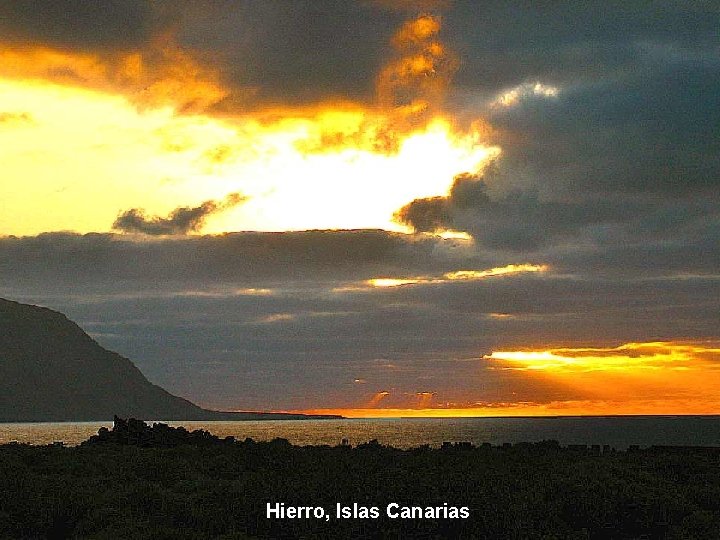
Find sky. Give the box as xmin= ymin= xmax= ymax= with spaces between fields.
xmin=1 ymin=0 xmax=719 ymax=416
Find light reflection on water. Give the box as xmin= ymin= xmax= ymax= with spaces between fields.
xmin=1 ymin=416 xmax=720 ymax=449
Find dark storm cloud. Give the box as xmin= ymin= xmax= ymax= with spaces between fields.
xmin=5 ymin=263 xmax=719 ymax=409
xmin=0 ymin=231 xmax=489 ymax=293
xmin=0 ymin=0 xmax=416 ymax=108
xmin=394 ymin=196 xmax=450 ymax=233
xmin=446 ymin=1 xmax=720 ymax=95
xmin=112 ymin=192 xmax=247 ymax=236
xmin=2 ymin=231 xmax=719 ymax=409
xmin=397 ymin=168 xmax=720 ymax=254
xmin=0 ymin=0 xmax=406 ymax=107
xmin=445 ymin=2 xmax=720 ymax=257
xmin=1 ymin=223 xmax=718 ymax=299
xmin=485 ymin=58 xmax=720 ymax=198
xmin=397 ymin=11 xmax=720 ymax=252
xmin=444 ymin=2 xmax=720 ymax=219
xmin=0 ymin=0 xmax=168 ymax=51
xmin=178 ymin=1 xmax=406 ymax=108
xmin=2 ymin=1 xmax=718 ymax=113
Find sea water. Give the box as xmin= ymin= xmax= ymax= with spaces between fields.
xmin=1 ymin=416 xmax=720 ymax=448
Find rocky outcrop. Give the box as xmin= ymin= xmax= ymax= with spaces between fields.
xmin=83 ymin=416 xmax=235 ymax=447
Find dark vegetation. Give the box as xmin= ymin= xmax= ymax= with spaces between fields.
xmin=0 ymin=298 xmax=339 ymax=421
xmin=1 ymin=419 xmax=719 ymax=539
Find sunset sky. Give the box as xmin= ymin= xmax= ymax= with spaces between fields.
xmin=1 ymin=1 xmax=719 ymax=416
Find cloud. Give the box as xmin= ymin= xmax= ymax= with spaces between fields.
xmin=0 ymin=39 xmax=228 ymax=114
xmin=395 ymin=169 xmax=615 ymax=249
xmin=1 ymin=230 xmax=719 ymax=410
xmin=0 ymin=230 xmax=486 ymax=293
xmin=397 ymin=46 xmax=720 ymax=253
xmin=486 ymin=342 xmax=720 ymax=373
xmin=446 ymin=2 xmax=720 ymax=95
xmin=483 ymin=59 xmax=720 ymax=199
xmin=284 ymin=10 xmax=464 ymax=155
xmin=0 ymin=1 xmax=394 ymax=111
xmin=370 ymin=0 xmax=451 ymax=12
xmin=2 ymin=1 xmax=718 ymax=117
xmin=394 ymin=196 xmax=449 ymax=233
xmin=336 ymin=264 xmax=548 ymax=291
xmin=179 ymin=2 xmax=405 ymax=109
xmin=0 ymin=0 xmax=166 ymax=51
xmin=0 ymin=2 xmax=227 ymax=113
xmin=376 ymin=14 xmax=456 ymax=126
xmin=112 ymin=192 xmax=247 ymax=236
xmin=436 ymin=4 xmax=719 ymax=260
xmin=0 ymin=2 xmax=457 ymax=119
xmin=490 ymin=82 xmax=559 ymax=108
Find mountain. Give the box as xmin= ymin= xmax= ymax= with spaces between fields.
xmin=0 ymin=298 xmax=340 ymax=422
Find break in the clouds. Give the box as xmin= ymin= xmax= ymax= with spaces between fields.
xmin=113 ymin=192 xmax=246 ymax=235
xmin=1 ymin=2 xmax=719 ymax=414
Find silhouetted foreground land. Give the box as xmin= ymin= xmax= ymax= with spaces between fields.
xmin=1 ymin=419 xmax=719 ymax=539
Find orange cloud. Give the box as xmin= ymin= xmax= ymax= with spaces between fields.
xmin=0 ymin=35 xmax=227 ymax=113
xmin=376 ymin=14 xmax=458 ymax=137
xmin=338 ymin=263 xmax=548 ymax=291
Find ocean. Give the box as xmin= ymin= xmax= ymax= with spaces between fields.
xmin=2 ymin=416 xmax=720 ymax=449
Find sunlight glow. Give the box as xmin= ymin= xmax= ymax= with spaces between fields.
xmin=295 ymin=400 xmax=720 ymax=418
xmin=0 ymin=13 xmax=499 ymax=236
xmin=355 ymin=263 xmax=549 ymax=289
xmin=0 ymin=77 xmax=499 ymax=235
xmin=297 ymin=342 xmax=720 ymax=417
xmin=435 ymin=230 xmax=473 ymax=240
xmin=218 ymin=117 xmax=499 ymax=233
xmin=444 ymin=264 xmax=548 ymax=280
xmin=367 ymin=278 xmax=423 ymax=288
xmin=486 ymin=342 xmax=720 ymax=373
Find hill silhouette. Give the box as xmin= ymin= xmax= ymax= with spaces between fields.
xmin=0 ymin=298 xmax=339 ymax=422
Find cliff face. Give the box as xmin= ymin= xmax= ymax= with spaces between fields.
xmin=0 ymin=298 xmax=341 ymax=422
xmin=0 ymin=298 xmax=214 ymax=421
